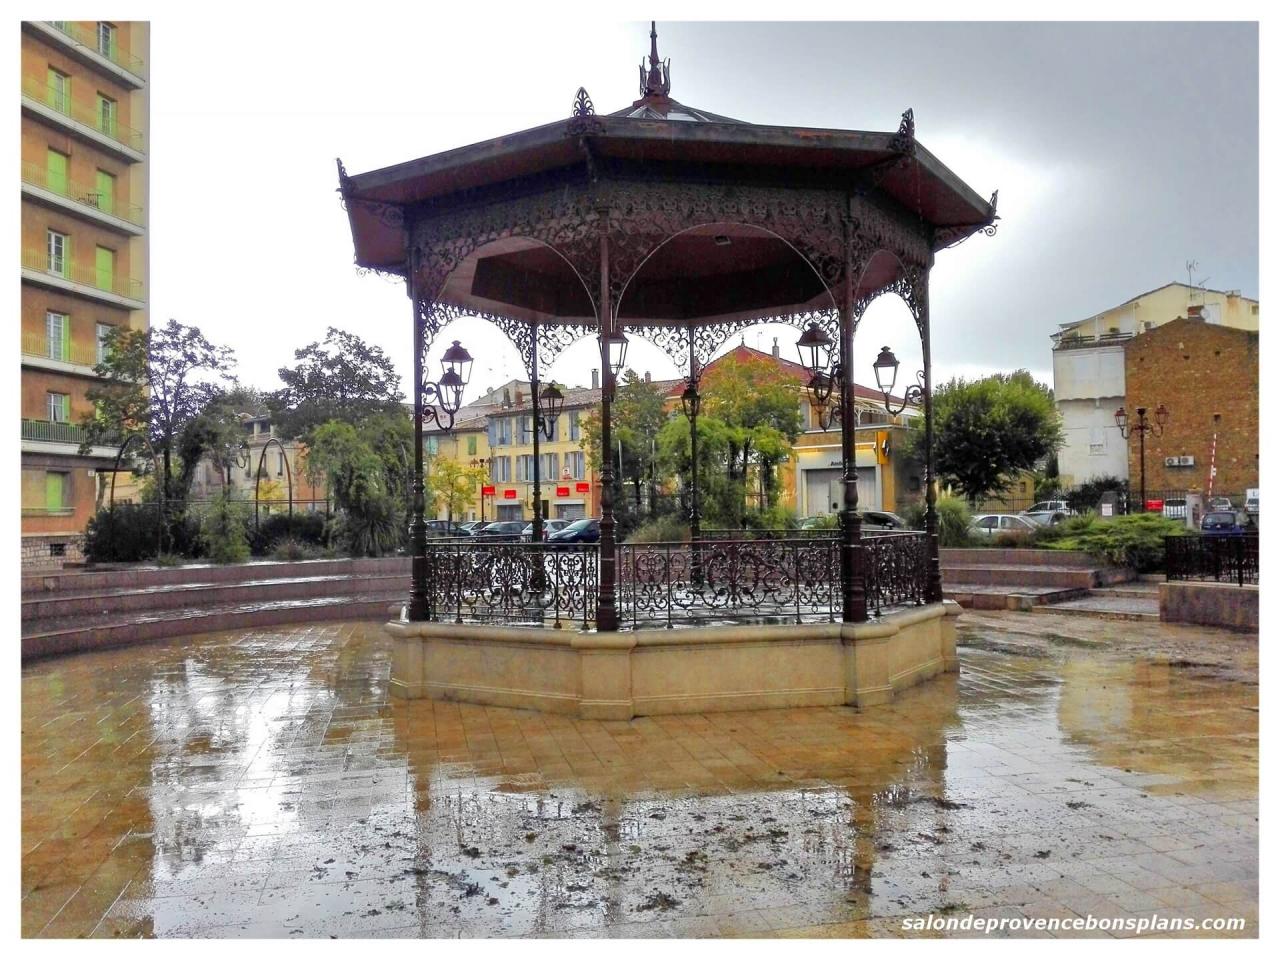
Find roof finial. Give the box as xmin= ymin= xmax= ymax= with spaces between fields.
xmin=639 ymin=21 xmax=671 ymax=98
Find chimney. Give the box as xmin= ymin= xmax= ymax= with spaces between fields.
xmin=591 ymin=368 xmax=599 ymax=390
xmin=502 ymin=387 xmax=511 ymax=407
xmin=644 ymin=370 xmax=651 ymax=383
xmin=515 ymin=388 xmax=524 ymax=405
xmin=771 ymin=337 xmax=780 ymax=359
xmin=1188 ymin=305 xmax=1204 ymax=320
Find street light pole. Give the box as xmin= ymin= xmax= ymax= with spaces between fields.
xmin=681 ymin=373 xmax=702 ymax=584
xmin=1115 ymin=404 xmax=1168 ymax=513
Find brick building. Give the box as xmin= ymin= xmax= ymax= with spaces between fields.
xmin=1122 ymin=313 xmax=1259 ymax=496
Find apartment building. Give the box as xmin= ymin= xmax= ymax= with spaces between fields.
xmin=1051 ymin=282 xmax=1259 ymax=485
xmin=20 ymin=21 xmax=149 ymax=566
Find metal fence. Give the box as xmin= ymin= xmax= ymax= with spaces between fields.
xmin=1165 ymin=535 xmax=1259 ymax=586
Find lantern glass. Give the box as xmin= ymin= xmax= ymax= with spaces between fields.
xmin=1155 ymin=403 xmax=1169 ymax=429
xmin=1114 ymin=407 xmax=1128 ymax=433
xmin=440 ymin=340 xmax=473 ymax=387
xmin=539 ymin=383 xmax=565 ymax=422
xmin=438 ymin=369 xmax=465 ymax=415
xmin=795 ymin=323 xmax=832 ymax=375
xmin=808 ymin=370 xmax=834 ymax=405
xmin=681 ymin=382 xmax=700 ymax=420
xmin=873 ymin=345 xmax=900 ymax=396
xmin=600 ymin=331 xmax=629 ymax=377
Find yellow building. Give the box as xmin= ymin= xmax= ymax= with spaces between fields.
xmin=20 ymin=20 xmax=149 ymax=567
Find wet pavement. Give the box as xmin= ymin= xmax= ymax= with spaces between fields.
xmin=22 ymin=619 xmax=1257 ymax=938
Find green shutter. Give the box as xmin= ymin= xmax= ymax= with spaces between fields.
xmin=61 ymin=318 xmax=70 ymax=360
xmin=95 ymin=170 xmax=114 ymax=214
xmin=95 ymin=247 xmax=114 ymax=291
xmin=45 ymin=472 xmax=64 ymax=511
xmin=46 ymin=150 xmax=68 ymax=195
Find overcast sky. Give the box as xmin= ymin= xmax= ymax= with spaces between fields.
xmin=148 ymin=16 xmax=1258 ymax=403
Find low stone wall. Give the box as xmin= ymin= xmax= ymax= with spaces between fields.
xmin=1159 ymin=581 xmax=1258 ymax=632
xmin=386 ymin=602 xmax=961 ymax=718
xmin=21 ymin=534 xmax=85 ymax=572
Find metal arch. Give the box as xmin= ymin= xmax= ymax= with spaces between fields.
xmin=253 ymin=436 xmax=294 ymax=529
xmin=107 ymin=432 xmax=163 ymax=558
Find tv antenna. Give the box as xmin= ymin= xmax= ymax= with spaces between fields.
xmin=1185 ymin=259 xmax=1209 ymax=303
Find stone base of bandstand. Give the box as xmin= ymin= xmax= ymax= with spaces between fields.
xmin=385 ymin=601 xmax=961 ymax=719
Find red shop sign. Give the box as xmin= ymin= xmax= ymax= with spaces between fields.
xmin=481 ymin=485 xmax=496 ymax=496
xmin=503 ymin=489 xmax=518 ymax=499
xmin=575 ymin=481 xmax=591 ymax=493
xmin=556 ymin=486 xmax=570 ymax=497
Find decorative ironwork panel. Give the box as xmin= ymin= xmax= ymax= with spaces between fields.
xmin=416 ymin=301 xmax=595 ymax=380
xmin=424 ymin=541 xmax=599 ymax=628
xmin=1165 ymin=534 xmax=1258 ymax=587
xmin=862 ymin=532 xmax=930 ymax=616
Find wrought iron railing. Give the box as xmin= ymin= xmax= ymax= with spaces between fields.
xmin=863 ymin=532 xmax=930 ymax=615
xmin=21 ymin=161 xmax=145 ymax=226
xmin=423 ymin=541 xmax=599 ymax=628
xmin=1165 ymin=534 xmax=1259 ymax=586
xmin=22 ymin=248 xmax=145 ymax=302
xmin=22 ymin=419 xmax=87 ymax=444
xmin=619 ymin=536 xmax=842 ymax=626
xmin=42 ymin=21 xmax=148 ymax=77
xmin=702 ymin=528 xmax=839 ymax=541
xmin=21 ymin=332 xmax=101 ymax=368
xmin=21 ymin=76 xmax=146 ymax=152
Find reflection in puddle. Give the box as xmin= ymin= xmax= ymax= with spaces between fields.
xmin=21 ymin=623 xmax=1257 ymax=938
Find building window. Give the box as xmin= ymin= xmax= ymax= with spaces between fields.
xmin=277 ymin=451 xmax=286 ymax=476
xmin=47 ymin=68 xmax=70 ymax=112
xmin=97 ymin=94 xmax=117 ymax=138
xmin=46 ymin=148 xmax=69 ymax=195
xmin=95 ymin=246 xmax=115 ymax=291
xmin=45 ymin=471 xmax=69 ymax=513
xmin=49 ymin=542 xmax=67 ymax=557
xmin=46 ymin=311 xmax=69 ymax=361
xmin=466 ymin=434 xmax=477 ymax=456
xmin=490 ymin=457 xmax=511 ymax=482
xmin=1089 ymin=427 xmax=1106 ymax=455
xmin=96 ymin=323 xmax=114 ymax=363
xmin=565 ymin=451 xmax=585 ymax=479
xmin=515 ymin=455 xmax=534 ymax=482
xmin=569 ymin=411 xmax=581 ymax=441
xmin=47 ymin=229 xmax=69 ymax=276
xmin=94 ymin=169 xmax=115 ymax=214
xmin=97 ymin=22 xmax=117 ymax=59
xmin=425 ymin=436 xmax=439 ymax=455
xmin=47 ymin=392 xmax=70 ymax=423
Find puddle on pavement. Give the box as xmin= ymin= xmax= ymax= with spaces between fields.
xmin=22 ymin=622 xmax=1257 ymax=938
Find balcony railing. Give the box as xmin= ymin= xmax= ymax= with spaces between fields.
xmin=42 ymin=21 xmax=147 ymax=79
xmin=22 ymin=506 xmax=76 ymax=518
xmin=21 ymin=75 xmax=145 ymax=153
xmin=21 ymin=332 xmax=102 ymax=368
xmin=1052 ymin=330 xmax=1136 ymax=351
xmin=21 ymin=160 xmax=144 ymax=226
xmin=22 ymin=248 xmax=144 ymax=302
xmin=22 ymin=419 xmax=89 ymax=444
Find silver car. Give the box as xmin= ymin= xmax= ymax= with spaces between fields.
xmin=972 ymin=513 xmax=1039 ymax=538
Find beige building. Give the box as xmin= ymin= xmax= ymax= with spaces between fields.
xmin=20 ymin=21 xmax=150 ymax=567
xmin=1051 ymin=282 xmax=1258 ymax=486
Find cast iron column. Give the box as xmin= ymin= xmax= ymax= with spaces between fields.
xmin=407 ymin=263 xmax=430 ymax=621
xmin=596 ymin=222 xmax=619 ymax=631
xmin=530 ymin=322 xmax=543 ymax=543
xmin=919 ymin=263 xmax=943 ymax=603
xmin=840 ymin=219 xmax=867 ymax=622
xmin=688 ymin=332 xmax=702 ymax=584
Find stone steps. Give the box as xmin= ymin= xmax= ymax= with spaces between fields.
xmin=21 ymin=592 xmax=405 ymax=661
xmin=943 ymin=584 xmax=1089 ymax=611
xmin=940 ymin=563 xmax=1130 ymax=589
xmin=1031 ymin=594 xmax=1160 ymax=621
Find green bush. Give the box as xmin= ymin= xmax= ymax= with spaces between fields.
xmin=333 ymin=492 xmax=401 ymax=557
xmin=1040 ymin=513 xmax=1186 ymax=571
xmin=249 ymin=511 xmax=327 ymax=555
xmin=743 ymin=505 xmax=799 ymax=530
xmin=200 ymin=493 xmax=251 ymax=564
xmin=84 ymin=503 xmax=202 ymax=563
xmin=902 ymin=495 xmax=973 ymax=547
xmin=269 ymin=537 xmax=326 ymax=562
xmin=626 ymin=515 xmax=691 ymax=543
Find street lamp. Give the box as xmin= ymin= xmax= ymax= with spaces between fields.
xmin=535 ymin=383 xmax=564 ymax=440
xmin=680 ymin=378 xmax=703 ymax=583
xmin=872 ymin=345 xmax=925 ymax=416
xmin=1115 ymin=404 xmax=1168 ymax=513
xmin=796 ymin=324 xmax=842 ymax=429
xmin=423 ymin=339 xmax=474 ymax=432
xmin=470 ymin=457 xmax=490 ymax=524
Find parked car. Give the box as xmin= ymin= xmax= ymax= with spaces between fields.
xmin=1021 ymin=500 xmax=1074 ymax=525
xmin=473 ymin=520 xmax=527 ymax=542
xmin=1246 ymin=491 xmax=1259 ymax=521
xmin=1200 ymin=511 xmax=1247 ymax=536
xmin=546 ymin=518 xmax=600 ymax=545
xmin=459 ymin=520 xmax=488 ymax=533
xmin=861 ymin=510 xmax=907 ymax=532
xmin=425 ymin=520 xmax=471 ymax=538
xmin=1161 ymin=498 xmax=1188 ymax=520
xmin=521 ymin=519 xmax=570 ymax=541
xmin=971 ymin=514 xmax=1038 ymax=539
xmin=1207 ymin=497 xmax=1235 ymax=512
xmin=799 ymin=515 xmax=833 ymax=531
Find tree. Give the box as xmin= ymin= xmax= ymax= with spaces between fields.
xmin=425 ymin=457 xmax=487 ymax=523
xmin=304 ymin=420 xmax=403 ymax=556
xmin=581 ymin=371 xmax=672 ymax=519
xmin=81 ymin=318 xmax=237 ymax=505
xmin=266 ymin=327 xmax=404 ymax=441
xmin=923 ymin=370 xmax=1063 ymax=504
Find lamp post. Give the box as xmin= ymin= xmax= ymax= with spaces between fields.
xmin=680 ymin=378 xmax=702 ymax=583
xmin=796 ymin=322 xmax=841 ymax=429
xmin=1115 ymin=404 xmax=1168 ymax=513
xmin=596 ymin=325 xmax=629 ymax=632
xmin=408 ymin=337 xmax=474 ymax=621
xmin=529 ymin=382 xmax=564 ymax=542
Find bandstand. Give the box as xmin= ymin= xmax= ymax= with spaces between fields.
xmin=338 ymin=24 xmax=997 ymax=718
